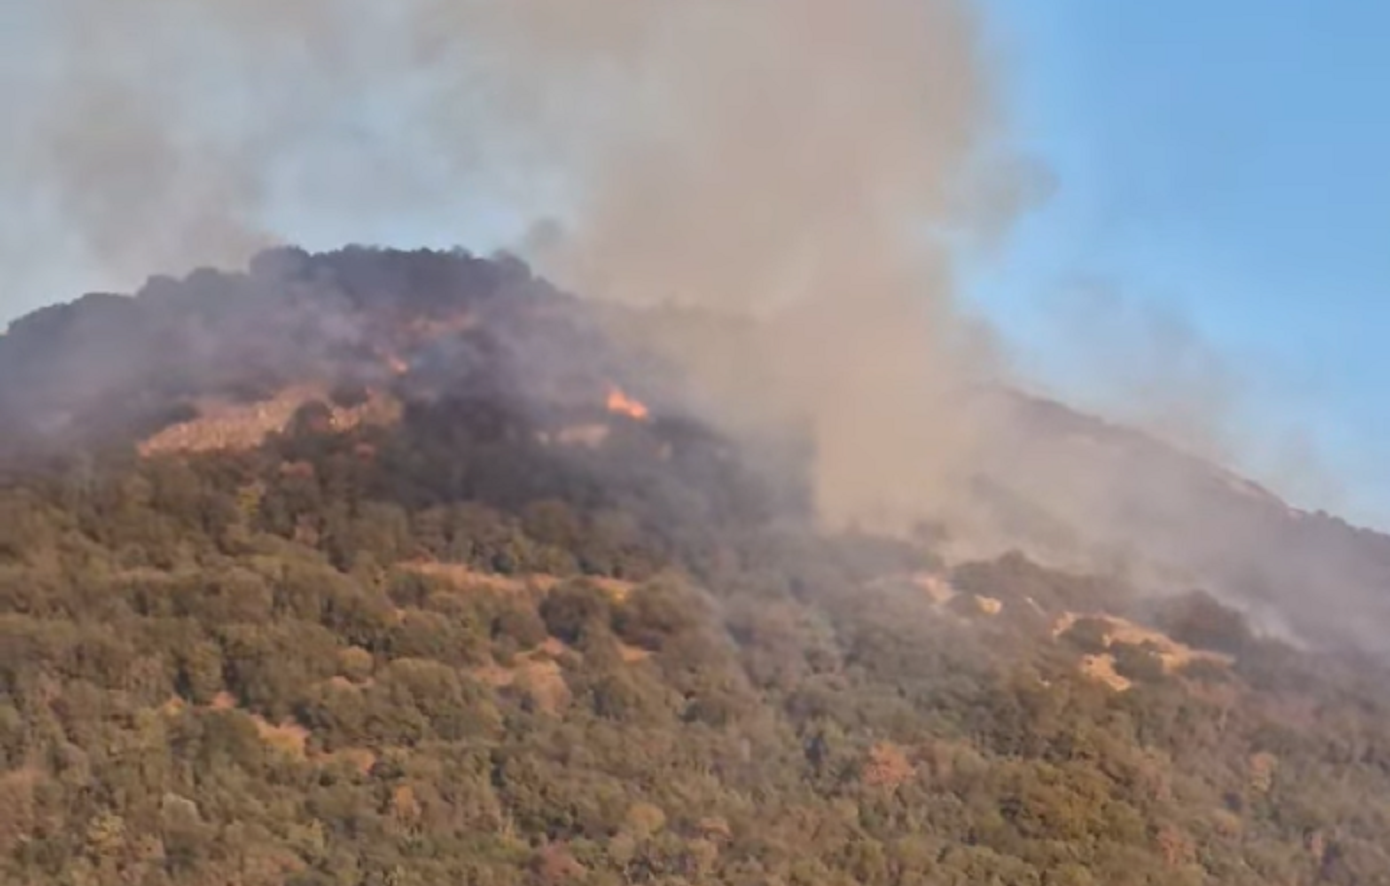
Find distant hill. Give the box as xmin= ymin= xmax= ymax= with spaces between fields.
xmin=971 ymin=386 xmax=1390 ymax=652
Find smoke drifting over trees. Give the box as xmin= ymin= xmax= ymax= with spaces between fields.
xmin=0 ymin=3 xmax=1377 ymax=650
xmin=7 ymin=8 xmax=1390 ymax=884
xmin=5 ymin=0 xmax=1041 ymax=524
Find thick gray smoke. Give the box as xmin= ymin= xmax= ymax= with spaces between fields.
xmin=12 ymin=0 xmax=1373 ymax=653
xmin=484 ymin=0 xmax=1038 ymax=527
xmin=4 ymin=0 xmax=1046 ymax=530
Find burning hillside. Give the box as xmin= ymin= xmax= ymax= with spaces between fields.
xmin=0 ymin=247 xmax=669 ymax=456
xmin=6 ymin=245 xmax=1390 ymax=884
xmin=1 ymin=245 xmax=1390 ymax=655
xmin=5 ymin=0 xmax=1389 ymax=879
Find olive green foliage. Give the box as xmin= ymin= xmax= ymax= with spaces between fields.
xmin=1 ymin=247 xmax=1389 ymax=885
xmin=1 ymin=405 xmax=1389 ymax=886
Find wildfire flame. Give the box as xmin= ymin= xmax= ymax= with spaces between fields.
xmin=373 ymin=346 xmax=409 ymax=376
xmin=606 ymin=385 xmax=650 ymax=421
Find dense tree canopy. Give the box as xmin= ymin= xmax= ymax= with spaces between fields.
xmin=2 ymin=247 xmax=1390 ymax=885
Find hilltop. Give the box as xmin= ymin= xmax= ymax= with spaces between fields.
xmin=3 ymin=247 xmax=1390 ymax=884
xmin=4 ymin=245 xmax=1387 ymax=652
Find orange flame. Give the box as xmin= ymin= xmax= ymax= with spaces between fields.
xmin=606 ymin=385 xmax=650 ymax=421
xmin=373 ymin=346 xmax=409 ymax=376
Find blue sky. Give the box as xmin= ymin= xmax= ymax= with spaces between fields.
xmin=969 ymin=0 xmax=1390 ymax=525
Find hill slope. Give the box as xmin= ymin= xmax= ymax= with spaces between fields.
xmin=3 ymin=247 xmax=1390 ymax=885
xmin=4 ymin=245 xmax=1386 ymax=652
xmin=970 ymin=388 xmax=1390 ymax=651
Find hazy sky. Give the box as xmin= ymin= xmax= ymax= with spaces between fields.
xmin=2 ymin=1 xmax=1387 ymax=526
xmin=968 ymin=0 xmax=1390 ymax=526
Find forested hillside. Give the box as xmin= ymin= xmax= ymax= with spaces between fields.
xmin=4 ymin=248 xmax=1390 ymax=885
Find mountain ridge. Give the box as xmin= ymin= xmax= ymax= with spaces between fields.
xmin=7 ymin=245 xmax=1390 ymax=883
xmin=0 ymin=244 xmax=1384 ymax=653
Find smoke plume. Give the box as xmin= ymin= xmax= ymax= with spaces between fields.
xmin=4 ymin=0 xmax=1042 ymax=531
xmin=9 ymin=1 xmax=1390 ymax=651
xmin=487 ymin=0 xmax=1034 ymax=527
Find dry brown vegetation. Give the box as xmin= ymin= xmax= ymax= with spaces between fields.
xmin=473 ymin=654 xmax=572 ymax=715
xmin=400 ymin=562 xmax=547 ymax=595
xmin=1055 ymin=612 xmax=1233 ymax=669
xmin=138 ymin=383 xmax=401 ymax=456
xmin=974 ymin=595 xmax=1004 ymax=616
xmin=862 ymin=742 xmax=916 ymax=789
xmin=911 ymin=572 xmax=958 ymax=605
xmin=1053 ymin=612 xmax=1233 ymax=692
xmin=401 ymin=562 xmax=636 ymax=603
xmin=1079 ymin=654 xmax=1133 ymax=692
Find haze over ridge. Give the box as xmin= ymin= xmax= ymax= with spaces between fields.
xmin=0 ymin=0 xmax=1357 ymax=535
